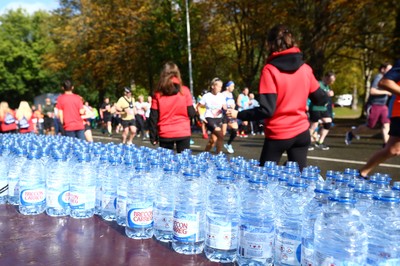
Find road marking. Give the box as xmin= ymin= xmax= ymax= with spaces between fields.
xmin=306 ymin=155 xmax=400 ymax=169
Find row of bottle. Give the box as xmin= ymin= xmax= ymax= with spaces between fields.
xmin=0 ymin=133 xmax=399 ymax=265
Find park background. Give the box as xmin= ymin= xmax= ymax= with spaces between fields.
xmin=0 ymin=0 xmax=399 ymax=114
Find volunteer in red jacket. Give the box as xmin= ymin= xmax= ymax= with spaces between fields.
xmin=56 ymin=79 xmax=85 ymax=140
xmin=149 ymin=62 xmax=196 ymax=153
xmin=227 ymin=24 xmax=328 ymax=170
xmin=0 ymin=101 xmax=17 ymax=133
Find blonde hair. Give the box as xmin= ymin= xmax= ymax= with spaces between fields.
xmin=0 ymin=101 xmax=11 ymax=119
xmin=16 ymin=101 xmax=32 ymax=120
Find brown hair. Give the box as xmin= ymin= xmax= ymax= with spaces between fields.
xmin=267 ymin=24 xmax=297 ymax=54
xmin=156 ymin=62 xmax=182 ymax=96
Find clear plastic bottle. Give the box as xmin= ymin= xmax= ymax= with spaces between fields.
xmin=101 ymin=154 xmax=119 ymax=221
xmin=153 ymin=163 xmax=179 ymax=242
xmin=69 ymin=152 xmax=96 ymax=219
xmin=172 ymin=168 xmax=206 ymax=255
xmin=125 ymin=161 xmax=154 ymax=239
xmin=301 ymin=182 xmax=333 ymax=266
xmin=314 ymin=189 xmax=367 ymax=265
xmin=19 ymin=149 xmax=46 ymax=215
xmin=274 ymin=177 xmax=309 ymax=266
xmin=392 ymin=181 xmax=400 ymax=197
xmin=94 ymin=151 xmax=107 ymax=216
xmin=204 ymin=174 xmax=239 ymax=263
xmin=237 ymin=173 xmax=275 ymax=266
xmin=7 ymin=147 xmax=27 ymax=205
xmin=0 ymin=147 xmax=9 ymax=204
xmin=365 ymin=190 xmax=400 ymax=265
xmin=116 ymin=156 xmax=132 ymax=226
xmin=353 ymin=182 xmax=375 ymax=215
xmin=46 ymin=150 xmax=70 ymax=217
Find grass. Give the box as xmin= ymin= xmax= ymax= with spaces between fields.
xmin=333 ymin=105 xmax=363 ymax=119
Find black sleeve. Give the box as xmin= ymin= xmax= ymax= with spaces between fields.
xmin=187 ymin=106 xmax=196 ymax=119
xmin=149 ymin=109 xmax=159 ymax=143
xmin=237 ymin=93 xmax=277 ymax=121
xmin=309 ymin=87 xmax=329 ymax=106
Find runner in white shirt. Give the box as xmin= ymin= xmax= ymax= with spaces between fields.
xmin=196 ymin=77 xmax=226 ymax=153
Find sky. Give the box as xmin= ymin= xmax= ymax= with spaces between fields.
xmin=0 ymin=0 xmax=59 ymax=15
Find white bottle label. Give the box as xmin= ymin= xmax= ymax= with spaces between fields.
xmin=20 ymin=188 xmax=46 ymax=206
xmin=127 ymin=206 xmax=154 ymax=228
xmin=154 ymin=208 xmax=173 ymax=231
xmin=301 ymin=245 xmax=315 ymax=266
xmin=173 ymin=211 xmax=200 ymax=242
xmin=275 ymin=233 xmax=301 ymax=265
xmin=238 ymin=226 xmax=274 ymax=259
xmin=206 ymin=216 xmax=238 ymax=250
xmin=70 ymin=187 xmax=95 ymax=210
xmin=47 ymin=190 xmax=69 ymax=208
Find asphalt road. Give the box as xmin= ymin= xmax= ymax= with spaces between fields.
xmin=92 ymin=118 xmax=400 ymax=182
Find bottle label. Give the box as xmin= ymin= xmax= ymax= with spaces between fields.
xmin=238 ymin=225 xmax=274 ymax=259
xmin=102 ymin=194 xmax=116 ymax=210
xmin=20 ymin=188 xmax=46 ymax=206
xmin=173 ymin=211 xmax=200 ymax=242
xmin=8 ymin=180 xmax=18 ymax=197
xmin=275 ymin=232 xmax=301 ymax=265
xmin=47 ymin=190 xmax=70 ymax=208
xmin=69 ymin=187 xmax=95 ymax=210
xmin=154 ymin=208 xmax=173 ymax=231
xmin=205 ymin=216 xmax=238 ymax=250
xmin=314 ymin=251 xmax=344 ymax=266
xmin=301 ymin=245 xmax=315 ymax=266
xmin=127 ymin=206 xmax=154 ymax=228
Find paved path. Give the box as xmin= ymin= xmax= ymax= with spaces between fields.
xmin=92 ymin=118 xmax=400 ymax=181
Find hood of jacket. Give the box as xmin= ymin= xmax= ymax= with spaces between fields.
xmin=267 ymin=47 xmax=304 ymax=72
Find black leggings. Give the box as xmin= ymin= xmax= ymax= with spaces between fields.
xmin=259 ymin=130 xmax=311 ymax=170
xmin=159 ymin=137 xmax=191 ymax=153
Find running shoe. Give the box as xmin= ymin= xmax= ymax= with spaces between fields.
xmin=190 ymin=139 xmax=195 ymax=145
xmin=224 ymin=144 xmax=234 ymax=154
xmin=202 ymin=133 xmax=209 ymax=139
xmin=308 ymin=145 xmax=315 ymax=151
xmin=315 ymin=142 xmax=329 ymax=150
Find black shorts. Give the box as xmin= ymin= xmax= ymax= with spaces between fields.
xmin=84 ymin=123 xmax=91 ymax=131
xmin=43 ymin=117 xmax=54 ymax=130
xmin=389 ymin=117 xmax=400 ymax=137
xmin=309 ymin=110 xmax=331 ymax=123
xmin=121 ymin=119 xmax=136 ymax=128
xmin=103 ymin=114 xmax=112 ymax=123
xmin=205 ymin=117 xmax=223 ymax=132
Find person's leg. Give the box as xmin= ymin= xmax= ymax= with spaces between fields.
xmin=160 ymin=140 xmax=175 ymax=151
xmin=76 ymin=130 xmax=86 ymax=140
xmin=259 ymin=138 xmax=287 ymax=167
xmin=64 ymin=130 xmax=75 ymax=138
xmin=286 ymin=130 xmax=311 ymax=171
xmin=360 ymin=136 xmax=400 ymax=176
xmin=122 ymin=124 xmax=129 ymax=144
xmin=176 ymin=138 xmax=191 ymax=153
xmin=214 ymin=128 xmax=224 ymax=153
xmin=317 ymin=117 xmax=332 ymax=144
xmin=382 ymin=123 xmax=390 ymax=144
xmin=107 ymin=121 xmax=112 ymax=135
xmin=85 ymin=129 xmax=93 ymax=142
xmin=128 ymin=125 xmax=137 ymax=144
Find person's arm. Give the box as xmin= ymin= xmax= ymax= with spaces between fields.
xmin=309 ymin=87 xmax=329 ymax=106
xmin=58 ymin=110 xmax=64 ymax=125
xmin=379 ymin=78 xmax=400 ymax=96
xmin=235 ymin=93 xmax=277 ymax=121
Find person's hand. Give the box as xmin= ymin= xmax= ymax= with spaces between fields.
xmin=226 ymin=109 xmax=238 ymax=119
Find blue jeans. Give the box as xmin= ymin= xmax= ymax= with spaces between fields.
xmin=64 ymin=130 xmax=85 ymax=140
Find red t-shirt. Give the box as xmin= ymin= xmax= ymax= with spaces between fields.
xmin=56 ymin=93 xmax=84 ymax=131
xmin=0 ymin=110 xmax=17 ymax=132
xmin=259 ymin=49 xmax=320 ymax=139
xmin=151 ymin=84 xmax=193 ymax=139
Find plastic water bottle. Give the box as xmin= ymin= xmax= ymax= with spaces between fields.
xmin=125 ymin=160 xmax=154 ymax=239
xmin=392 ymin=181 xmax=400 ymax=197
xmin=271 ymin=172 xmax=290 ymax=199
xmin=204 ymin=174 xmax=239 ymax=263
xmin=237 ymin=173 xmax=275 ymax=266
xmin=116 ymin=156 xmax=132 ymax=226
xmin=19 ymin=148 xmax=46 ymax=215
xmin=101 ymin=154 xmax=119 ymax=221
xmin=153 ymin=163 xmax=179 ymax=242
xmin=314 ymin=189 xmax=367 ymax=265
xmin=172 ymin=168 xmax=206 ymax=255
xmin=274 ymin=177 xmax=309 ymax=266
xmin=94 ymin=151 xmax=107 ymax=215
xmin=7 ymin=147 xmax=27 ymax=205
xmin=46 ymin=150 xmax=70 ymax=217
xmin=301 ymin=182 xmax=333 ymax=266
xmin=0 ymin=147 xmax=9 ymax=204
xmin=365 ymin=190 xmax=400 ymax=265
xmin=69 ymin=152 xmax=96 ymax=219
xmin=353 ymin=182 xmax=375 ymax=214
xmin=369 ymin=173 xmax=391 ymax=192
